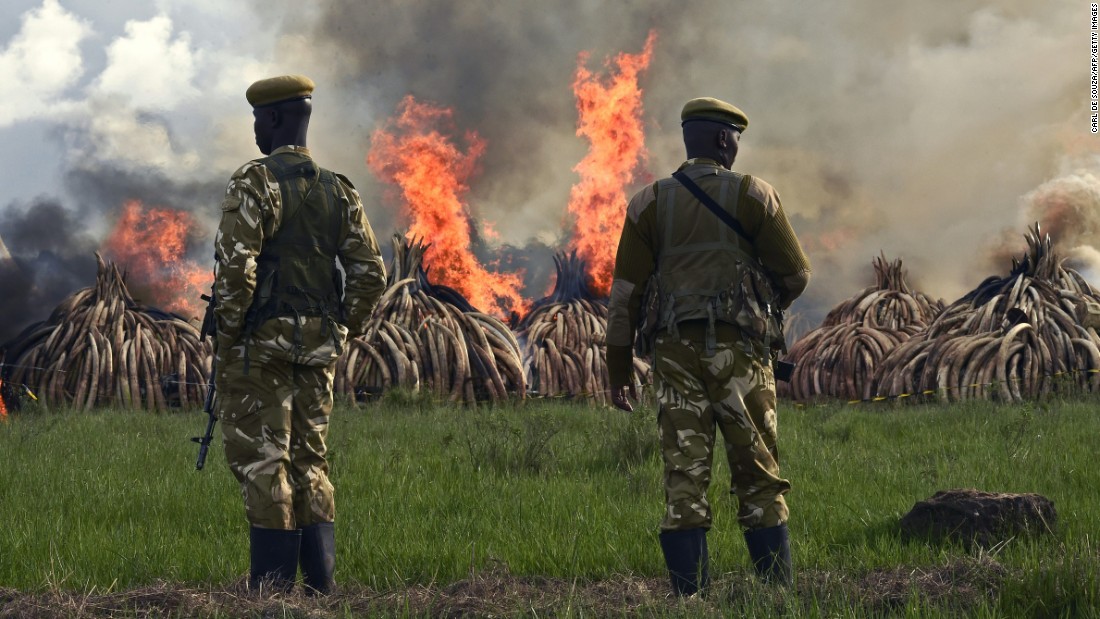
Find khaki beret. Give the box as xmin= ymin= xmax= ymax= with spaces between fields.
xmin=681 ymin=97 xmax=748 ymax=131
xmin=246 ymin=74 xmax=315 ymax=108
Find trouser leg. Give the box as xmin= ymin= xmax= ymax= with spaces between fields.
xmin=289 ymin=363 xmax=336 ymax=527
xmin=654 ymin=338 xmax=717 ymax=532
xmin=219 ymin=357 xmax=297 ymax=530
xmin=708 ymin=345 xmax=790 ymax=530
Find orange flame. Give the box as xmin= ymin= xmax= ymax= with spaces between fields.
xmin=102 ymin=200 xmax=209 ymax=318
xmin=368 ymin=95 xmax=527 ymax=317
xmin=0 ymin=376 xmax=7 ymax=421
xmin=567 ymin=30 xmax=657 ymax=297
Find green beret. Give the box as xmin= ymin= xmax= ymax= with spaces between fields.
xmin=246 ymin=74 xmax=315 ymax=108
xmin=681 ymin=97 xmax=748 ymax=131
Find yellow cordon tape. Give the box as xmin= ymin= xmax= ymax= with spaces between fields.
xmin=831 ymin=368 xmax=1100 ymax=405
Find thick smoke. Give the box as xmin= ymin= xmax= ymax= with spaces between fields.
xmin=0 ymin=0 xmax=1092 ymax=338
xmin=0 ymin=198 xmax=98 ymax=343
xmin=298 ymin=0 xmax=1087 ymax=326
xmin=985 ymin=156 xmax=1100 ymax=281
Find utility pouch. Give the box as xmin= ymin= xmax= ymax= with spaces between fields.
xmin=720 ymin=260 xmax=777 ymax=344
xmin=773 ymin=359 xmax=795 ymax=383
xmin=254 ymin=267 xmax=278 ymax=312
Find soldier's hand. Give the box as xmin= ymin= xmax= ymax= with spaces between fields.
xmin=611 ymin=383 xmax=638 ymax=412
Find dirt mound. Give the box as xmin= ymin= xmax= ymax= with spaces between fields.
xmin=900 ymin=488 xmax=1057 ymax=548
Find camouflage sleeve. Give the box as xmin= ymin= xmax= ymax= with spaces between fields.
xmin=213 ymin=163 xmax=278 ymax=351
xmin=334 ymin=175 xmax=387 ymax=338
xmin=606 ymin=183 xmax=658 ymax=387
xmin=744 ymin=177 xmax=812 ymax=309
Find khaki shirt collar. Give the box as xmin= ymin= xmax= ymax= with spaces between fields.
xmin=270 ymin=145 xmax=312 ymax=158
xmin=677 ymin=157 xmax=723 ymax=171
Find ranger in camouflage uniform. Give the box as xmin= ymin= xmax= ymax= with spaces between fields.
xmin=606 ymin=98 xmax=811 ymax=595
xmin=214 ymin=75 xmax=387 ymax=594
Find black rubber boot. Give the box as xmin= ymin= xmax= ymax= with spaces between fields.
xmin=658 ymin=528 xmax=710 ymax=597
xmin=299 ymin=522 xmax=336 ymax=595
xmin=249 ymin=526 xmax=301 ymax=594
xmin=744 ymin=523 xmax=792 ymax=585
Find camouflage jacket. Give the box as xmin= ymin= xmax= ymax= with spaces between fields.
xmin=213 ymin=145 xmax=387 ymax=367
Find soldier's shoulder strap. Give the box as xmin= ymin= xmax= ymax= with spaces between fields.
xmin=671 ymin=170 xmax=753 ymax=246
xmin=332 ymin=172 xmax=356 ymax=190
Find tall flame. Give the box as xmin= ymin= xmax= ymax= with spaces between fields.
xmin=567 ymin=30 xmax=657 ymax=297
xmin=0 ymin=376 xmax=7 ymax=421
xmin=368 ymin=95 xmax=527 ymax=317
xmin=102 ymin=200 xmax=209 ymax=318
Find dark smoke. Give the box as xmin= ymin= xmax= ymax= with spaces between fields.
xmin=0 ymin=198 xmax=99 ymax=344
xmin=0 ymin=159 xmax=224 ymax=344
xmin=65 ymin=163 xmax=223 ymax=252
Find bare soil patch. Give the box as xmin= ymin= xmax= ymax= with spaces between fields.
xmin=0 ymin=560 xmax=1010 ymax=618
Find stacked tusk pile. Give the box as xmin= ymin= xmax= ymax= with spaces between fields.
xmin=872 ymin=223 xmax=1100 ymax=402
xmin=2 ymin=253 xmax=211 ymax=411
xmin=334 ymin=234 xmax=525 ymax=404
xmin=516 ymin=252 xmax=649 ymax=402
xmin=781 ymin=254 xmax=944 ymax=401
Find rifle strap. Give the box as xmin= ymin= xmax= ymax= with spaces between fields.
xmin=671 ymin=171 xmax=753 ymax=245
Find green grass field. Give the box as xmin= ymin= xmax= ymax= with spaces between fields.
xmin=1 ymin=392 xmax=1098 ymax=617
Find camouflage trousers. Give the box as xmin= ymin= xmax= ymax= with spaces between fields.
xmin=654 ymin=334 xmax=790 ymax=532
xmin=216 ymin=352 xmax=337 ymax=530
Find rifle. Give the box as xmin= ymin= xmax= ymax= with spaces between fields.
xmin=192 ymin=288 xmax=218 ymax=471
xmin=771 ymin=309 xmax=795 ymax=383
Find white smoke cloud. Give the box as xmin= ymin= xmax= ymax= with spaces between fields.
xmin=0 ymin=0 xmax=90 ymax=126
xmin=1005 ymin=156 xmax=1100 ymax=288
xmin=0 ymin=2 xmax=278 ymax=182
xmin=78 ymin=101 xmax=201 ymax=172
xmin=90 ymin=15 xmax=200 ymax=111
xmin=1067 ymin=245 xmax=1100 ymax=283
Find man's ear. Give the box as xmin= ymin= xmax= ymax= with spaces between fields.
xmin=258 ymin=106 xmax=280 ymax=129
xmin=716 ymin=127 xmax=731 ymax=148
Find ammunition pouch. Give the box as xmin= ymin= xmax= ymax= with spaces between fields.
xmin=772 ymin=359 xmax=795 ymax=383
xmin=719 ymin=258 xmax=783 ymax=350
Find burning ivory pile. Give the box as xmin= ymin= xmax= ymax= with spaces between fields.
xmin=781 ymin=254 xmax=944 ymax=401
xmin=334 ymin=235 xmax=525 ymax=404
xmin=872 ymin=224 xmax=1100 ymax=402
xmin=3 ymin=253 xmax=211 ymax=410
xmin=516 ymin=252 xmax=649 ymax=402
